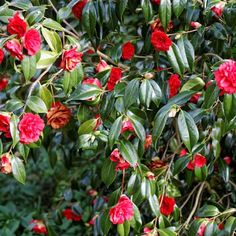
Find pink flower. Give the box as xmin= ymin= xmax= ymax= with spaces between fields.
xmin=23 ymin=29 xmax=41 ymax=56
xmin=179 ymin=149 xmax=188 ymax=157
xmin=0 ymin=49 xmax=4 ymax=64
xmin=7 ymin=12 xmax=27 ymax=38
xmin=19 ymin=113 xmax=45 ymax=144
xmin=82 ymin=78 xmax=102 ymax=89
xmin=0 ymin=113 xmax=11 ymax=138
xmin=214 ymin=60 xmax=236 ymax=94
xmin=0 ymin=154 xmax=12 ymax=174
xmin=211 ymin=2 xmax=225 ymax=17
xmin=121 ymin=42 xmax=135 ymax=60
xmin=197 ymin=221 xmax=207 ymax=236
xmin=109 ymin=195 xmax=134 ymax=224
xmin=223 ymin=156 xmax=232 ymax=165
xmin=96 ymin=60 xmax=110 ymax=72
xmin=107 ymin=67 xmax=122 ymax=91
xmin=4 ymin=39 xmax=23 ymax=60
xmin=30 ymin=220 xmax=47 ymax=234
xmin=168 ymin=74 xmax=181 ymax=98
xmin=110 ymin=149 xmax=130 ymax=171
xmin=121 ymin=119 xmax=134 ymax=133
xmin=60 ymin=48 xmax=83 ymax=71
xmin=190 ymin=22 xmax=202 ymax=29
xmin=160 ymin=195 xmax=176 ymax=216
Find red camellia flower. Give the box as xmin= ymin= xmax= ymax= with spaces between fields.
xmin=94 ymin=114 xmax=102 ymax=130
xmin=82 ymin=78 xmax=102 ymax=89
xmin=179 ymin=149 xmax=188 ymax=157
xmin=190 ymin=93 xmax=201 ymax=103
xmin=62 ymin=208 xmax=82 ymax=221
xmin=7 ymin=12 xmax=27 ymax=38
xmin=159 ymin=195 xmax=176 ymax=216
xmin=23 ymin=29 xmax=41 ymax=56
xmin=72 ymin=0 xmax=88 ymax=20
xmin=190 ymin=22 xmax=202 ymax=29
xmin=0 ymin=154 xmax=12 ymax=174
xmin=151 ymin=30 xmax=172 ymax=52
xmin=109 ymin=195 xmax=134 ymax=224
xmin=168 ymin=74 xmax=181 ymax=98
xmin=144 ymin=135 xmax=152 ymax=149
xmin=0 ymin=113 xmax=11 ymax=138
xmin=121 ymin=42 xmax=135 ymax=60
xmin=46 ymin=102 xmax=72 ymax=129
xmin=151 ymin=0 xmax=160 ymax=4
xmin=110 ymin=149 xmax=130 ymax=171
xmin=60 ymin=48 xmax=83 ymax=71
xmin=30 ymin=220 xmax=48 ymax=234
xmin=4 ymin=39 xmax=23 ymax=60
xmin=121 ymin=119 xmax=134 ymax=133
xmin=223 ymin=156 xmax=232 ymax=165
xmin=187 ymin=154 xmax=206 ymax=171
xmin=107 ymin=67 xmax=122 ymax=91
xmin=214 ymin=60 xmax=236 ymax=94
xmin=0 ymin=77 xmax=8 ymax=91
xmin=0 ymin=49 xmax=4 ymax=64
xmin=18 ymin=113 xmax=45 ymax=144
xmin=197 ymin=221 xmax=207 ymax=236
xmin=96 ymin=60 xmax=110 ymax=72
xmin=211 ymin=2 xmax=225 ymax=17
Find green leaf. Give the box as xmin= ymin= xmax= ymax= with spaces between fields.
xmin=197 ymin=205 xmax=220 ymax=217
xmin=108 ymin=116 xmax=122 ymax=149
xmin=177 ymin=110 xmax=199 ymax=152
xmin=173 ymin=155 xmax=190 ymax=175
xmin=159 ymin=0 xmax=172 ymax=31
xmin=149 ymin=80 xmax=162 ymax=106
xmin=177 ymin=37 xmax=195 ymax=72
xmin=36 ymin=50 xmax=58 ymax=69
xmin=140 ymin=80 xmax=152 ymax=107
xmin=129 ymin=116 xmax=146 ymax=144
xmin=39 ymin=85 xmax=53 ymax=109
xmin=78 ymin=119 xmax=97 ymax=135
xmin=223 ymin=94 xmax=236 ymax=121
xmin=202 ymin=82 xmax=219 ymax=109
xmin=41 ymin=27 xmax=62 ymax=53
xmin=116 ymin=0 xmax=128 ymax=21
xmin=42 ymin=18 xmax=64 ymax=31
xmin=5 ymin=98 xmax=24 ymax=112
xmin=173 ymin=0 xmax=187 ymax=17
xmin=10 ymin=115 xmax=20 ymax=148
xmin=119 ymin=140 xmax=138 ymax=167
xmin=11 ymin=156 xmax=26 ymax=184
xmin=82 ymin=2 xmax=96 ymax=38
xmin=0 ymin=139 xmax=2 ymax=156
xmin=167 ymin=43 xmax=185 ymax=76
xmin=194 ymin=166 xmax=208 ymax=181
xmin=124 ymin=79 xmax=139 ymax=108
xmin=101 ymin=158 xmax=116 ymax=187
xmin=141 ymin=178 xmax=151 ymax=198
xmin=148 ymin=194 xmax=159 ymax=217
xmin=141 ymin=0 xmax=153 ymax=23
xmin=58 ymin=6 xmax=71 ymax=20
xmin=21 ymin=56 xmax=36 ymax=82
xmin=158 ymin=229 xmax=177 ymax=236
xmin=100 ymin=210 xmax=111 ymax=235
xmin=224 ymin=216 xmax=236 ymax=235
xmin=27 ymin=96 xmax=48 ymax=113
xmin=117 ymin=224 xmax=125 ymax=236
xmin=17 ymin=143 xmax=30 ymax=163
xmin=180 ymin=77 xmax=205 ymax=92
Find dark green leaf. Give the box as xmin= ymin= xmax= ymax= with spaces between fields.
xmin=119 ymin=140 xmax=138 ymax=167
xmin=11 ymin=156 xmax=26 ymax=184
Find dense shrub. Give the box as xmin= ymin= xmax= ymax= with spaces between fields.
xmin=0 ymin=0 xmax=236 ymax=235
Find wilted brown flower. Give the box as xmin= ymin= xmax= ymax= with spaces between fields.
xmin=0 ymin=154 xmax=12 ymax=174
xmin=46 ymin=102 xmax=71 ymax=129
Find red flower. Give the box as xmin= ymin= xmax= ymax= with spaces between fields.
xmin=60 ymin=48 xmax=83 ymax=71
xmin=95 ymin=114 xmax=102 ymax=130
xmin=0 ymin=113 xmax=11 ymax=138
xmin=197 ymin=221 xmax=207 ymax=236
xmin=110 ymin=149 xmax=130 ymax=171
xmin=121 ymin=42 xmax=135 ymax=60
xmin=168 ymin=74 xmax=181 ymax=98
xmin=107 ymin=67 xmax=122 ymax=91
xmin=82 ymin=78 xmax=102 ymax=89
xmin=19 ymin=113 xmax=45 ymax=144
xmin=190 ymin=22 xmax=202 ymax=29
xmin=62 ymin=208 xmax=82 ymax=221
xmin=109 ymin=195 xmax=134 ymax=224
xmin=46 ymin=102 xmax=71 ymax=129
xmin=144 ymin=135 xmax=152 ymax=149
xmin=211 ymin=2 xmax=225 ymax=17
xmin=23 ymin=29 xmax=41 ymax=56
xmin=0 ymin=49 xmax=4 ymax=64
xmin=121 ymin=119 xmax=134 ymax=133
xmin=214 ymin=60 xmax=236 ymax=94
xmin=190 ymin=93 xmax=201 ymax=103
xmin=151 ymin=0 xmax=160 ymax=4
xmin=218 ymin=222 xmax=224 ymax=230
xmin=30 ymin=220 xmax=47 ymax=234
xmin=187 ymin=154 xmax=206 ymax=171
xmin=96 ymin=60 xmax=110 ymax=72
xmin=7 ymin=12 xmax=27 ymax=38
xmin=146 ymin=171 xmax=155 ymax=180
xmin=4 ymin=39 xmax=23 ymax=60
xmin=159 ymin=195 xmax=176 ymax=216
xmin=179 ymin=149 xmax=188 ymax=157
xmin=0 ymin=77 xmax=8 ymax=91
xmin=72 ymin=0 xmax=88 ymax=20
xmin=0 ymin=154 xmax=12 ymax=174
xmin=223 ymin=156 xmax=232 ymax=165
xmin=151 ymin=30 xmax=172 ymax=51
xmin=88 ymin=215 xmax=98 ymax=225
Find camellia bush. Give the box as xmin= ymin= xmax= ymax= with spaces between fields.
xmin=0 ymin=0 xmax=236 ymax=235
